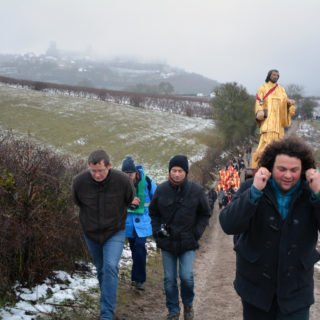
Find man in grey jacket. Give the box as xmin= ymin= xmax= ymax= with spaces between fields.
xmin=220 ymin=137 xmax=320 ymax=320
xmin=72 ymin=150 xmax=134 ymax=320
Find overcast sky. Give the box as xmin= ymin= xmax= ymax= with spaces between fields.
xmin=1 ymin=0 xmax=319 ymax=95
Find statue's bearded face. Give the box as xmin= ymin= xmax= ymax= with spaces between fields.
xmin=270 ymin=71 xmax=279 ymax=83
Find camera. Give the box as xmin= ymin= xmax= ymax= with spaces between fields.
xmin=157 ymin=224 xmax=170 ymax=238
xmin=128 ymin=203 xmax=138 ymax=210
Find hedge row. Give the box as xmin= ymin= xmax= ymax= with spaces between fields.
xmin=0 ymin=130 xmax=87 ymax=296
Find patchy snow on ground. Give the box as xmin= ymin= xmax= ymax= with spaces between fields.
xmin=298 ymin=122 xmax=313 ymax=136
xmin=0 ymin=241 xmax=156 ymax=320
xmin=296 ymin=121 xmax=320 ymax=150
xmin=0 ymin=264 xmax=98 ymax=320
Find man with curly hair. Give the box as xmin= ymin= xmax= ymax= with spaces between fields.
xmin=220 ymin=136 xmax=320 ymax=319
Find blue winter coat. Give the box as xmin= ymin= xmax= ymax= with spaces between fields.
xmin=125 ymin=165 xmax=157 ymax=238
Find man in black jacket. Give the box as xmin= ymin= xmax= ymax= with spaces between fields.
xmin=220 ymin=137 xmax=320 ymax=320
xmin=149 ymin=155 xmax=210 ymax=320
xmin=72 ymin=150 xmax=134 ymax=320
xmin=208 ymin=186 xmax=217 ymax=212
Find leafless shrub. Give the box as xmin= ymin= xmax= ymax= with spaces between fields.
xmin=189 ymin=142 xmax=226 ymax=187
xmin=0 ymin=130 xmax=88 ymax=296
xmin=130 ymin=94 xmax=142 ymax=107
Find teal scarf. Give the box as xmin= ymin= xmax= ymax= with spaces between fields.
xmin=269 ymin=178 xmax=301 ymax=220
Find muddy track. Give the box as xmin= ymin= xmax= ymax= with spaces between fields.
xmin=193 ymin=206 xmax=241 ymax=319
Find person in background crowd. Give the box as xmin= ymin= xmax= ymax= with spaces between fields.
xmin=220 ymin=136 xmax=320 ymax=320
xmin=72 ymin=150 xmax=134 ymax=320
xmin=231 ymin=187 xmax=238 ymax=200
xmin=150 ymin=155 xmax=210 ymax=320
xmin=246 ymin=146 xmax=252 ymax=167
xmin=223 ymin=190 xmax=230 ymax=207
xmin=207 ymin=186 xmax=217 ymax=213
xmin=232 ymin=156 xmax=239 ymax=171
xmin=238 ymin=154 xmax=245 ymax=172
xmin=226 ymin=160 xmax=234 ymax=171
xmin=217 ymin=187 xmax=225 ymax=210
xmin=121 ymin=155 xmax=157 ymax=291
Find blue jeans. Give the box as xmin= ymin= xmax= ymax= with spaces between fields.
xmin=242 ymin=298 xmax=310 ymax=320
xmin=85 ymin=230 xmax=125 ymax=320
xmin=128 ymin=237 xmax=147 ymax=282
xmin=161 ymin=249 xmax=195 ymax=315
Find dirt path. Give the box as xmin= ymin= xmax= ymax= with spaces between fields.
xmin=192 ymin=204 xmax=320 ymax=320
xmin=193 ymin=205 xmax=241 ymax=319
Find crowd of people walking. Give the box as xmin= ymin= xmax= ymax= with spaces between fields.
xmin=214 ymin=154 xmax=246 ymax=209
xmin=72 ymin=152 xmax=210 ymax=320
xmin=72 ymin=135 xmax=320 ymax=320
xmin=71 ymin=69 xmax=320 ymax=320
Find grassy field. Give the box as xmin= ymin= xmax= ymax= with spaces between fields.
xmin=0 ymin=83 xmax=215 ymax=182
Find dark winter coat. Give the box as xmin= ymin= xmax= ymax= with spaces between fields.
xmin=208 ymin=188 xmax=218 ymax=202
xmin=72 ymin=168 xmax=134 ymax=244
xmin=149 ymin=179 xmax=210 ymax=255
xmin=238 ymin=157 xmax=245 ymax=170
xmin=219 ymin=178 xmax=320 ymax=314
xmin=222 ymin=194 xmax=229 ymax=207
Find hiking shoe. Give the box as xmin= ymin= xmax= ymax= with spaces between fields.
xmin=166 ymin=313 xmax=180 ymax=320
xmin=184 ymin=305 xmax=194 ymax=320
xmin=131 ymin=281 xmax=145 ymax=290
xmin=135 ymin=281 xmax=145 ymax=290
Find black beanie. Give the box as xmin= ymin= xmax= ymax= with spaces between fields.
xmin=121 ymin=155 xmax=137 ymax=172
xmin=169 ymin=155 xmax=189 ymax=174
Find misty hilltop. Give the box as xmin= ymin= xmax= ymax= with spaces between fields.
xmin=0 ymin=51 xmax=219 ymax=96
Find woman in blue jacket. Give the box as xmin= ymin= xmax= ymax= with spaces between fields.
xmin=122 ymin=155 xmax=157 ymax=290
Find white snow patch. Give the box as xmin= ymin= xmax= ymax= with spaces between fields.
xmin=75 ymin=138 xmax=87 ymax=145
xmin=0 ymin=241 xmax=155 ymax=320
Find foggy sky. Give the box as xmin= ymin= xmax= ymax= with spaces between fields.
xmin=1 ymin=0 xmax=320 ymax=95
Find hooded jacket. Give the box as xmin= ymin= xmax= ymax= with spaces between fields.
xmin=125 ymin=165 xmax=157 ymax=238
